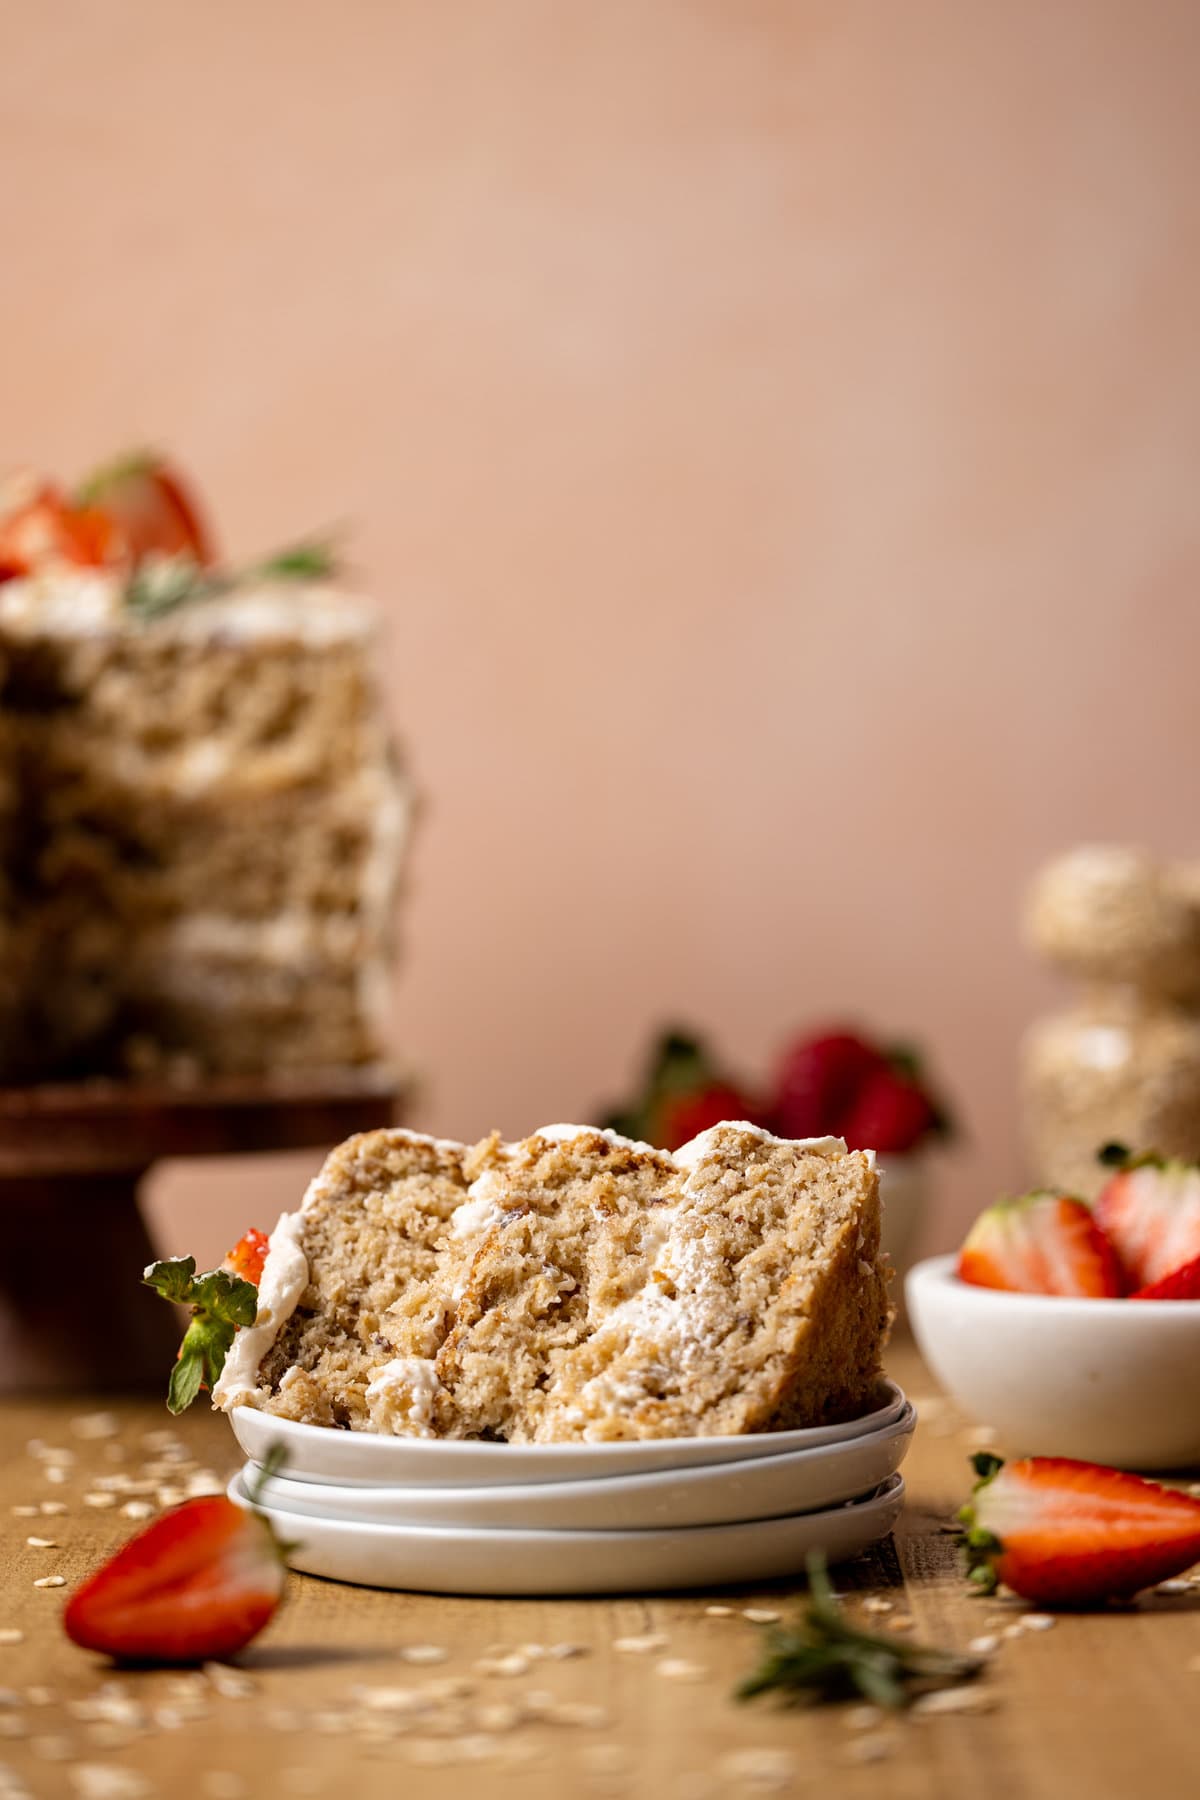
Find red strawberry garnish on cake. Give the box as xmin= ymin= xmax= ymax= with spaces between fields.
xmin=1093 ymin=1148 xmax=1200 ymax=1293
xmin=222 ymin=1227 xmax=270 ymax=1287
xmin=1130 ymin=1253 xmax=1200 ymax=1300
xmin=656 ymin=1082 xmax=761 ymax=1151
xmin=839 ymin=1066 xmax=937 ymax=1154
xmin=0 ymin=482 xmax=123 ymax=575
xmin=957 ymin=1193 xmax=1122 ymax=1298
xmin=771 ymin=1031 xmax=887 ymax=1140
xmin=75 ymin=452 xmax=214 ymax=567
xmin=960 ymin=1452 xmax=1200 ymax=1606
xmin=64 ymin=1492 xmax=288 ymax=1663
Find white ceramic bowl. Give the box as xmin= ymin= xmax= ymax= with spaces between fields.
xmin=227 ymin=1472 xmax=906 ymax=1594
xmin=227 ymin=1380 xmax=907 ymax=1488
xmin=239 ymin=1403 xmax=915 ymax=1531
xmin=907 ymin=1254 xmax=1200 ymax=1470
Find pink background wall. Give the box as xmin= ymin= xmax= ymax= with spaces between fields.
xmin=5 ymin=3 xmax=1199 ymax=1266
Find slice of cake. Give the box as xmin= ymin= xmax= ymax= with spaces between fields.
xmin=0 ymin=456 xmax=411 ymax=1081
xmin=213 ymin=1122 xmax=891 ymax=1442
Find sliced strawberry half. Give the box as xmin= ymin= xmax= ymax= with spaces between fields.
xmin=960 ymin=1452 xmax=1200 ymax=1606
xmin=75 ymin=452 xmax=214 ymax=567
xmin=1131 ymin=1253 xmax=1200 ymax=1300
xmin=957 ymin=1192 xmax=1122 ymax=1298
xmin=222 ymin=1227 xmax=270 ymax=1287
xmin=64 ymin=1493 xmax=287 ymax=1663
xmin=1093 ymin=1151 xmax=1200 ymax=1292
xmin=0 ymin=481 xmax=123 ymax=576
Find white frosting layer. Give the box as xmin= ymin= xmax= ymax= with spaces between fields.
xmin=212 ymin=1121 xmax=868 ymax=1419
xmin=211 ymin=1210 xmax=310 ymax=1407
xmin=365 ymin=1357 xmax=443 ymax=1437
xmin=0 ymin=569 xmax=375 ymax=644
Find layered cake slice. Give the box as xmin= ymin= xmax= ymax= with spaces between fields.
xmin=213 ymin=1122 xmax=891 ymax=1442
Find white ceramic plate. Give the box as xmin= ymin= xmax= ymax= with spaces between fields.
xmin=239 ymin=1403 xmax=915 ymax=1531
xmin=227 ymin=1380 xmax=907 ymax=1488
xmin=229 ymin=1472 xmax=906 ymax=1594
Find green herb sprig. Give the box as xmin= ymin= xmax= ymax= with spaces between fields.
xmin=142 ymin=1255 xmax=258 ymax=1414
xmin=735 ymin=1556 xmax=985 ymax=1709
xmin=123 ymin=537 xmax=340 ymax=622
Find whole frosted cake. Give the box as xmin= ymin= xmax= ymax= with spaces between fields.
xmin=213 ymin=1122 xmax=891 ymax=1443
xmin=0 ymin=455 xmax=411 ymax=1081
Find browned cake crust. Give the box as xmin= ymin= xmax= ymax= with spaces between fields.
xmin=217 ymin=1123 xmax=892 ymax=1442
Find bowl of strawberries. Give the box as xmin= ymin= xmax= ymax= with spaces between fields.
xmin=906 ymin=1146 xmax=1200 ymax=1469
xmin=604 ymin=1024 xmax=952 ymax=1275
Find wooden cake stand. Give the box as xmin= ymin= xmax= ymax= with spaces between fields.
xmin=0 ymin=1069 xmax=404 ymax=1392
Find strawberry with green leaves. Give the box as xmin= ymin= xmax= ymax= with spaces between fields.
xmin=960 ymin=1452 xmax=1200 ymax=1606
xmin=957 ymin=1192 xmax=1122 ymax=1298
xmin=64 ymin=1455 xmax=290 ymax=1663
xmin=1094 ymin=1145 xmax=1200 ymax=1294
xmin=602 ymin=1030 xmax=762 ymax=1152
xmin=143 ymin=1255 xmax=258 ymax=1415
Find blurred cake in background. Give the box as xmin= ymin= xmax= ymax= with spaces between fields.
xmin=1022 ymin=845 xmax=1200 ymax=1198
xmin=0 ymin=454 xmax=412 ymax=1083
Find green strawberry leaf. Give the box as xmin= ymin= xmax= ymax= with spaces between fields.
xmin=143 ymin=1255 xmax=259 ymax=1414
xmin=143 ymin=1256 xmax=199 ymax=1305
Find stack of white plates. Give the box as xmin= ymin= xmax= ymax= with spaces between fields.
xmin=227 ymin=1384 xmax=914 ymax=1594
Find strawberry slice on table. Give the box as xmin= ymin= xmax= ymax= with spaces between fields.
xmin=222 ymin=1226 xmax=270 ymax=1287
xmin=75 ymin=451 xmax=214 ymax=566
xmin=1131 ymin=1253 xmax=1200 ymax=1300
xmin=957 ymin=1192 xmax=1123 ymax=1298
xmin=64 ymin=1488 xmax=288 ymax=1663
xmin=959 ymin=1452 xmax=1200 ymax=1606
xmin=1094 ymin=1146 xmax=1200 ymax=1292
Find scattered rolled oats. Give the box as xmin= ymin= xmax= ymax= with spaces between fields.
xmin=43 ymin=1467 xmax=69 ymax=1486
xmin=71 ymin=1413 xmax=120 ymax=1441
xmin=120 ymin=1501 xmax=154 ymax=1521
xmin=703 ymin=1605 xmax=733 ymax=1618
xmin=9 ymin=1509 xmax=36 ymax=1520
xmin=716 ymin=1747 xmax=796 ymax=1789
xmin=33 ymin=1576 xmax=66 ymax=1589
xmin=203 ymin=1663 xmax=256 ymax=1699
xmin=400 ymin=1644 xmax=448 ymax=1665
xmin=547 ymin=1642 xmax=587 ymax=1659
xmin=474 ymin=1702 xmax=523 ymax=1733
xmin=1022 ymin=1613 xmax=1057 ymax=1630
xmin=39 ymin=1501 xmax=68 ymax=1517
xmin=68 ymin=1768 xmax=154 ymax=1800
xmin=613 ymin=1633 xmax=667 ymax=1654
xmin=475 ymin=1652 xmax=529 ymax=1678
xmin=655 ymin=1659 xmax=707 ymax=1682
xmin=741 ymin=1609 xmax=781 ymax=1624
xmin=26 ymin=1537 xmax=57 ymax=1549
xmin=155 ymin=1488 xmax=187 ymax=1510
xmin=912 ymin=1685 xmax=998 ymax=1716
xmin=860 ymin=1597 xmax=894 ymax=1614
xmin=967 ymin=1635 xmax=1000 ymax=1656
xmin=83 ymin=1494 xmax=118 ymax=1510
xmin=845 ymin=1733 xmax=898 ymax=1764
xmin=0 ymin=1634 xmax=22 ymax=1648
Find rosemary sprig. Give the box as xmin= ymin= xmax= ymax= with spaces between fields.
xmin=123 ymin=536 xmax=340 ymax=622
xmin=735 ymin=1555 xmax=985 ymax=1709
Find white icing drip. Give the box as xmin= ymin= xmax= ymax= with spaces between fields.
xmin=529 ymin=1122 xmax=660 ymax=1155
xmin=211 ymin=1210 xmax=309 ymax=1409
xmin=0 ymin=570 xmax=375 ymax=644
xmin=365 ymin=1357 xmax=443 ymax=1437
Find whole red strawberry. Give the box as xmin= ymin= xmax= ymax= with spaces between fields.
xmin=771 ymin=1031 xmax=887 ymax=1139
xmin=656 ymin=1082 xmax=760 ymax=1151
xmin=64 ymin=1492 xmax=288 ymax=1663
xmin=840 ymin=1066 xmax=936 ymax=1154
xmin=960 ymin=1452 xmax=1200 ymax=1606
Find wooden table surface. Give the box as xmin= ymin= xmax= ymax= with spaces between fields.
xmin=1 ymin=1339 xmax=1197 ymax=1800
